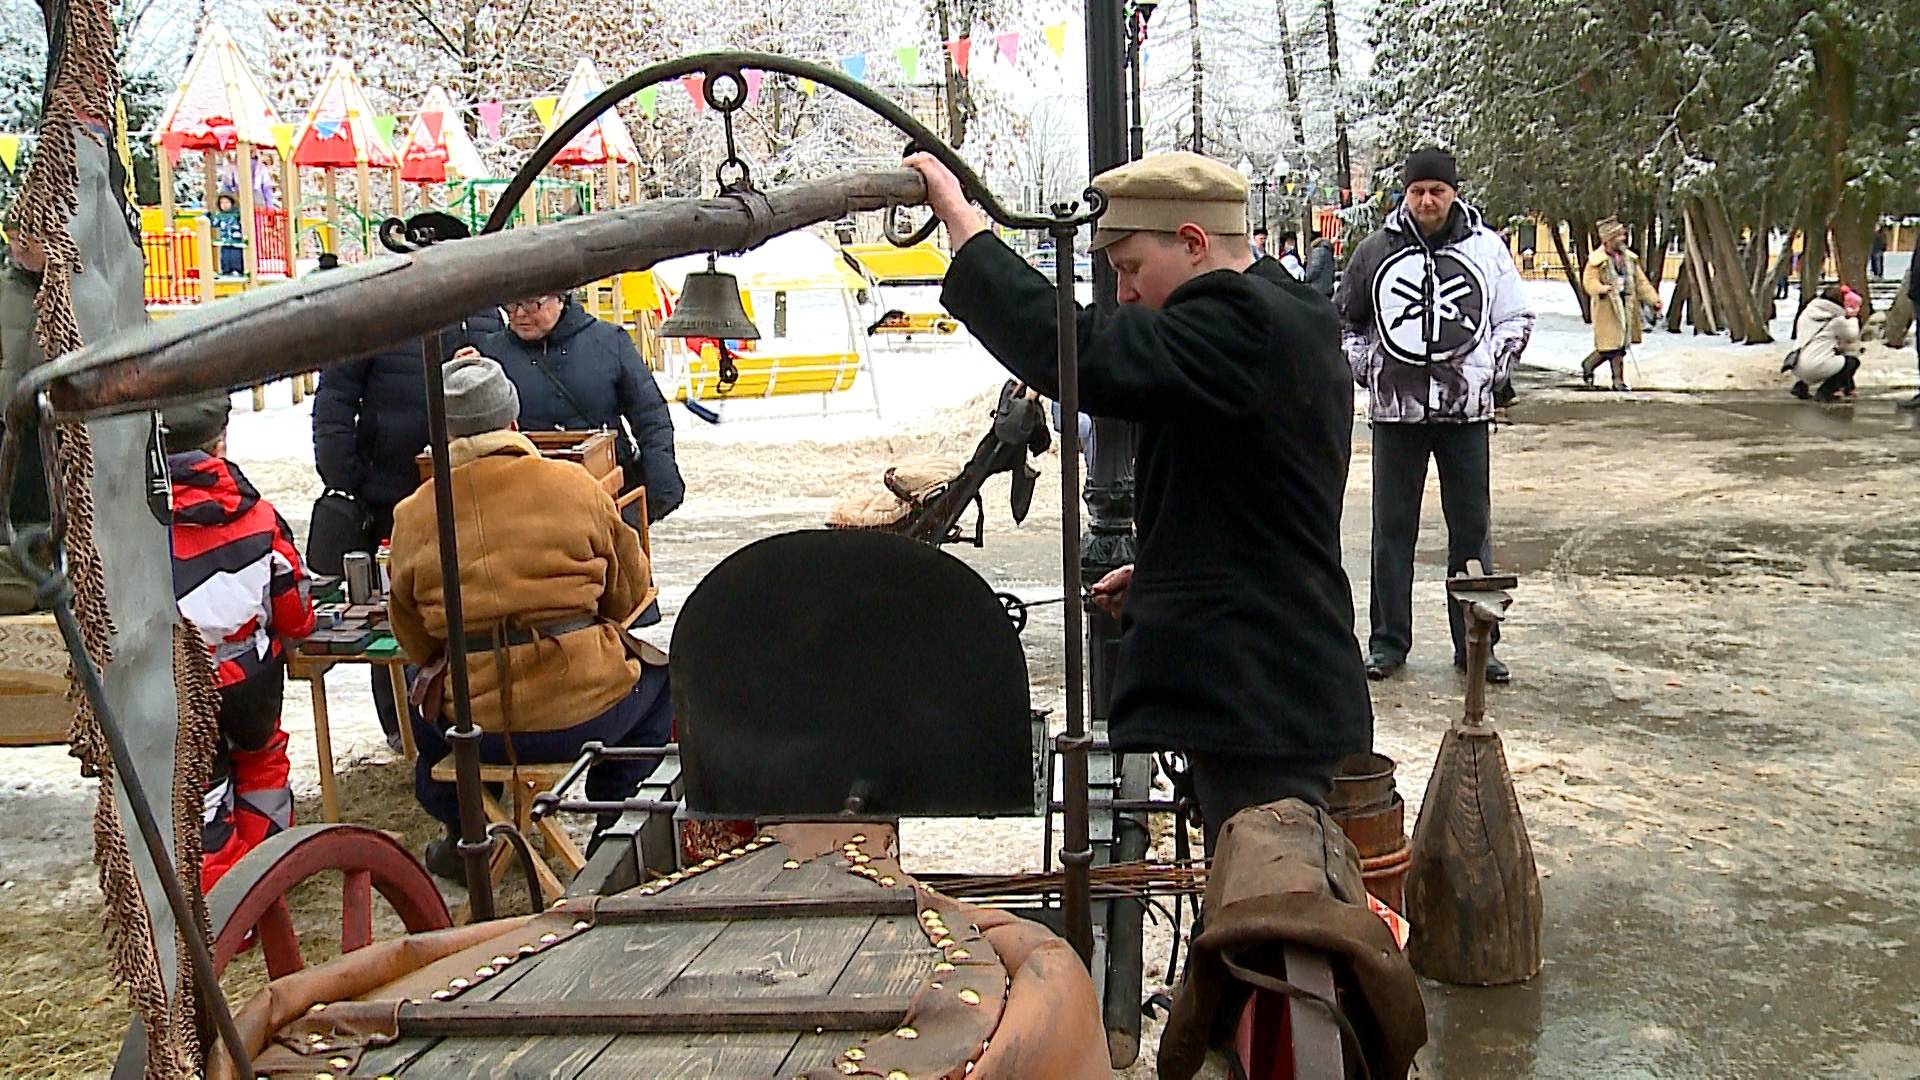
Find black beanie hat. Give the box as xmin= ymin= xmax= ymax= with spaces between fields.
xmin=1402 ymin=147 xmax=1459 ymax=189
xmin=160 ymin=393 xmax=231 ymax=452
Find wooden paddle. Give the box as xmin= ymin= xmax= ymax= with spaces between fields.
xmin=1403 ymin=560 xmax=1543 ymax=985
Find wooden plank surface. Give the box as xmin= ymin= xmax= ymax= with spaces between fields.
xmin=777 ymin=914 xmax=938 ymax=1074
xmin=359 ymin=938 xmax=547 ymax=1075
xmin=397 ymin=919 xmax=726 ymax=1076
xmin=584 ymin=914 xmax=877 ymax=1075
xmin=670 ymin=845 xmax=793 ymax=896
xmin=390 ymin=843 xmax=935 ymax=1079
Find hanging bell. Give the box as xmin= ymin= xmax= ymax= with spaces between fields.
xmin=658 ymin=254 xmax=761 ymax=340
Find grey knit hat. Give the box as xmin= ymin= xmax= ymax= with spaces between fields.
xmin=443 ymin=354 xmax=520 ymax=437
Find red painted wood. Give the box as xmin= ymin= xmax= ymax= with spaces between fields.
xmin=258 ymin=898 xmax=304 ymax=979
xmin=206 ymin=824 xmax=453 ymax=981
xmin=341 ymin=869 xmax=375 ymax=953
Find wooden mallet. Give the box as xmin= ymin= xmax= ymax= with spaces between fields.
xmin=1403 ymin=560 xmax=1543 ymax=985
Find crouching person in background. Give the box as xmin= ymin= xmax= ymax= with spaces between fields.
xmin=163 ymin=394 xmax=315 ymax=891
xmin=387 ymin=355 xmax=670 ymax=879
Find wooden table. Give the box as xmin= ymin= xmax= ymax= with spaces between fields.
xmin=286 ymin=649 xmax=415 ymax=823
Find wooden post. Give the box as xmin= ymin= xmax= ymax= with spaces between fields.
xmin=604 ymin=158 xmax=620 ymax=210
xmin=628 ymin=161 xmax=641 ymax=202
xmin=193 ymin=217 xmax=216 ymax=304
xmin=390 ymin=166 xmax=403 ymax=217
xmin=159 ymin=146 xmax=176 ymax=230
xmin=355 ymin=159 xmax=374 ymax=255
xmin=202 ymin=150 xmax=217 ymax=215
xmin=235 ymin=143 xmax=259 ymax=281
xmin=324 ymin=169 xmax=340 ymax=254
xmin=281 ymin=154 xmax=300 ymax=278
xmin=520 ymin=182 xmax=539 ymax=228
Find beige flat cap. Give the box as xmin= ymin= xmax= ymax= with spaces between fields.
xmin=1090 ymin=151 xmax=1248 ymax=251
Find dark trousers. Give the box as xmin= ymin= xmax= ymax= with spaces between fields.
xmin=1814 ymin=355 xmax=1861 ymax=400
xmin=1188 ymin=754 xmax=1335 ymax=855
xmin=412 ymin=666 xmax=672 ymax=827
xmin=1369 ymin=421 xmax=1497 ymax=664
xmin=1583 ymin=348 xmax=1627 ymax=386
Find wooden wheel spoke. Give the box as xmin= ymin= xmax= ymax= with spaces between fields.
xmin=259 ymin=897 xmax=306 ymax=979
xmin=342 ymin=868 xmax=375 ymax=953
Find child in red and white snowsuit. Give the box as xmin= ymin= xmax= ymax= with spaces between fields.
xmin=162 ymin=395 xmax=315 ymax=892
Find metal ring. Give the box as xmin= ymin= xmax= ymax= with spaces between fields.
xmin=703 ymin=69 xmax=748 ymax=113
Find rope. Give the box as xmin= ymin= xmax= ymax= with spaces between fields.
xmin=6 ymin=0 xmax=218 ymax=1073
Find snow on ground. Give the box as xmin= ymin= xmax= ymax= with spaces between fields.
xmin=1514 ymin=276 xmax=1917 ymax=394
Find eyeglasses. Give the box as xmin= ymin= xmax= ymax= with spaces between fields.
xmin=504 ymin=296 xmax=557 ymax=314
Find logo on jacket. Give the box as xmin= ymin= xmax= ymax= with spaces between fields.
xmin=1372 ymin=248 xmax=1488 ymax=365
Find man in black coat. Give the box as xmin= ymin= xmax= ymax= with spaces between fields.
xmin=474 ymin=294 xmax=684 ymax=524
xmin=906 ymin=150 xmax=1372 ymax=850
xmin=312 ymin=308 xmax=501 ymax=748
xmin=1302 ymin=230 xmax=1337 ymax=298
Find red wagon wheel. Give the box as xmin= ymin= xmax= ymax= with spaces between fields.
xmin=205 ymin=823 xmax=454 ymax=979
xmin=115 ymin=824 xmax=453 ymax=1077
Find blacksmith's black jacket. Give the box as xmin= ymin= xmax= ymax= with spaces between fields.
xmin=941 ymin=236 xmax=1371 ymax=763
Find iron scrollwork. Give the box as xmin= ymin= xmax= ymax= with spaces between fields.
xmin=482 ymin=50 xmax=1105 ymax=244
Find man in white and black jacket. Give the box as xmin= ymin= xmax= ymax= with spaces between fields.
xmin=1335 ymin=148 xmax=1533 ymax=683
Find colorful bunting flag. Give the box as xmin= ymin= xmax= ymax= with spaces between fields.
xmin=798 ymin=77 xmax=818 ymax=97
xmin=532 ymin=96 xmax=559 ymax=131
xmin=680 ymin=74 xmax=706 ymax=112
xmin=374 ymin=114 xmax=398 ymax=145
xmin=1044 ymin=23 xmax=1068 ymax=58
xmin=743 ymin=69 xmax=764 ymax=106
xmin=478 ymin=100 xmax=504 ymax=138
xmin=422 ymin=111 xmax=444 ymax=143
xmin=314 ymin=118 xmax=344 ymax=141
xmin=270 ymin=122 xmax=295 ymax=158
xmin=841 ymin=54 xmax=867 ymax=81
xmin=636 ymin=85 xmax=659 ymax=119
xmin=996 ymin=31 xmax=1020 ymax=65
xmin=895 ymin=45 xmax=921 ymax=83
xmin=0 ymin=134 xmax=19 ymax=175
xmin=946 ymin=37 xmax=972 ymax=76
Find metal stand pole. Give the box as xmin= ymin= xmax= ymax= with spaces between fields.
xmin=419 ymin=334 xmax=496 ymax=920
xmin=1090 ymin=4 xmax=1150 ymax=1064
xmin=1052 ymin=213 xmax=1095 ymax=969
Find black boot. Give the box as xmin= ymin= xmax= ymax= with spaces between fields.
xmin=1791 ymin=382 xmax=1811 ymax=400
xmin=1453 ymin=652 xmax=1512 ymax=684
xmin=1365 ymin=652 xmax=1405 ymax=681
xmin=423 ymin=827 xmax=464 ymax=881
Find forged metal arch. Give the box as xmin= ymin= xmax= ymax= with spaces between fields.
xmin=481 ymin=51 xmax=1105 ymax=242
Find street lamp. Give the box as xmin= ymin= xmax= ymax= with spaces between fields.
xmin=1237 ymin=157 xmax=1254 ymax=230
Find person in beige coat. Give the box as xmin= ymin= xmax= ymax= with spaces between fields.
xmin=1581 ymin=217 xmax=1663 ymax=391
xmin=388 ymin=354 xmax=669 ymax=877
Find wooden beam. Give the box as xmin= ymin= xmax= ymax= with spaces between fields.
xmin=594 ymin=892 xmax=918 ymax=923
xmin=281 ymin=155 xmax=300 ymax=278
xmin=395 ymin=995 xmax=915 ymax=1037
xmin=235 ymin=144 xmax=258 ymax=280
xmin=324 ymin=169 xmax=340 ymax=253
xmin=159 ymin=147 xmax=176 ymax=231
xmin=355 ymin=159 xmax=373 ymax=253
xmin=43 ymin=170 xmax=929 ymax=417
